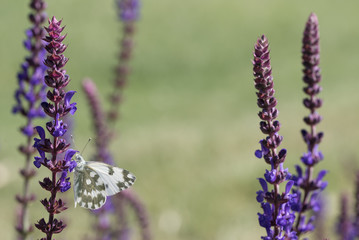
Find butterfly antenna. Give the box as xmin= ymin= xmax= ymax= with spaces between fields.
xmin=81 ymin=138 xmax=92 ymax=155
xmin=70 ymin=135 xmax=77 ymax=148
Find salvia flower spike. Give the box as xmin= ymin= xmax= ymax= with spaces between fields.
xmin=82 ymin=78 xmax=114 ymax=239
xmin=253 ymin=35 xmax=297 ymax=240
xmin=336 ymin=194 xmax=353 ymax=240
xmin=335 ymin=172 xmax=359 ymax=240
xmin=291 ymin=13 xmax=327 ymax=237
xmin=108 ymin=0 xmax=140 ymax=124
xmin=82 ymin=79 xmax=112 ymax=165
xmin=83 ymin=1 xmax=149 ymax=240
xmin=13 ymin=0 xmax=47 ymax=239
xmin=33 ymin=17 xmax=77 ymax=240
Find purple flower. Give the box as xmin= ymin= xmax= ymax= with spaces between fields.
xmin=264 ymin=169 xmax=277 ymax=183
xmin=256 ymin=178 xmax=268 ymax=203
xmin=52 ymin=114 xmax=67 ymax=137
xmin=314 ymin=170 xmax=328 ymax=190
xmin=82 ymin=1 xmax=149 ymax=237
xmin=258 ymin=202 xmax=272 ymax=229
xmin=13 ymin=0 xmax=47 ymax=238
xmin=33 ymin=149 xmax=46 ymax=168
xmin=300 ymin=152 xmax=313 ymax=165
xmin=252 ymin=35 xmax=295 ymax=239
xmin=58 ymin=171 xmax=71 ymax=192
xmin=117 ymin=0 xmax=140 ymax=22
xmin=297 ymin=215 xmax=315 ymax=233
xmin=33 ymin=16 xmax=76 ymax=239
xmin=255 ymin=140 xmax=270 ymax=159
xmin=277 ymin=204 xmax=296 ymax=234
xmin=33 ymin=126 xmax=46 ymax=151
xmin=64 ymin=91 xmax=77 ymax=115
xmin=64 ymin=149 xmax=78 ymax=172
xmin=290 ymin=13 xmax=327 ymax=238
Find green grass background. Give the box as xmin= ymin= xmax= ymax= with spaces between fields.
xmin=1 ymin=0 xmax=359 ymax=239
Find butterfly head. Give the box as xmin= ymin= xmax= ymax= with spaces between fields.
xmin=74 ymin=153 xmax=86 ymax=170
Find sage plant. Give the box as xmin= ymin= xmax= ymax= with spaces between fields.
xmin=13 ymin=0 xmax=47 ymax=239
xmin=291 ymin=13 xmax=327 ymax=237
xmin=82 ymin=79 xmax=113 ymax=239
xmin=337 ymin=194 xmax=352 ymax=240
xmin=253 ymin=35 xmax=297 ymax=240
xmin=108 ymin=0 xmax=140 ymax=124
xmin=32 ymin=17 xmax=77 ymax=240
xmin=82 ymin=78 xmax=150 ymax=240
xmin=82 ymin=1 xmax=150 ymax=239
xmin=336 ymin=172 xmax=359 ymax=240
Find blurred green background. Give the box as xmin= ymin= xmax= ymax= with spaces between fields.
xmin=1 ymin=0 xmax=359 ymax=239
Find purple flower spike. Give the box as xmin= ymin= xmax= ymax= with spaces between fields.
xmin=108 ymin=0 xmax=140 ymax=124
xmin=33 ymin=17 xmax=77 ymax=239
xmin=252 ymin=35 xmax=295 ymax=239
xmin=336 ymin=180 xmax=359 ymax=240
xmin=13 ymin=2 xmax=47 ymax=237
xmin=82 ymin=79 xmax=112 ymax=165
xmin=82 ymin=2 xmax=149 ymax=237
xmin=336 ymin=194 xmax=353 ymax=239
xmin=291 ymin=13 xmax=327 ymax=238
xmin=82 ymin=1 xmax=149 ymax=238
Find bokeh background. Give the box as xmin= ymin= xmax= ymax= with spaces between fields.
xmin=1 ymin=0 xmax=359 ymax=239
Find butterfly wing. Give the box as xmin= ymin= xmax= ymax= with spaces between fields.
xmin=73 ymin=164 xmax=107 ymax=210
xmin=86 ymin=161 xmax=136 ymax=196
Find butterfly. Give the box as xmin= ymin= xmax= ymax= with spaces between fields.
xmin=73 ymin=153 xmax=136 ymax=210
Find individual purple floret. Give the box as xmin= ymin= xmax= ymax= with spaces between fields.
xmin=13 ymin=1 xmax=47 ymax=239
xmin=291 ymin=13 xmax=327 ymax=237
xmin=32 ymin=17 xmax=77 ymax=240
xmin=253 ymin=35 xmax=297 ymax=240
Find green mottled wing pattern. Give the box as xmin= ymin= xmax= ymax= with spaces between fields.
xmin=74 ymin=165 xmax=107 ymax=209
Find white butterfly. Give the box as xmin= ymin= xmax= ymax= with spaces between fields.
xmin=73 ymin=153 xmax=136 ymax=210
